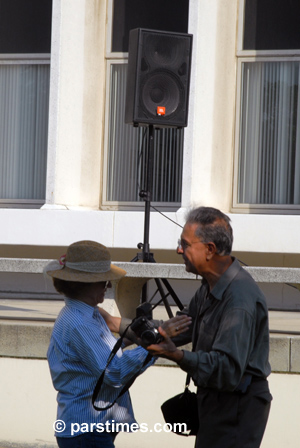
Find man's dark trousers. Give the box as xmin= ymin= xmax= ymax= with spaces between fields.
xmin=196 ymin=379 xmax=272 ymax=448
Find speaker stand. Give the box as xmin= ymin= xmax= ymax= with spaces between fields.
xmin=131 ymin=125 xmax=184 ymax=318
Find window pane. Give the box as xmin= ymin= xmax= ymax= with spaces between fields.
xmin=0 ymin=64 xmax=50 ymax=200
xmin=106 ymin=63 xmax=183 ymax=203
xmin=112 ymin=0 xmax=189 ymax=52
xmin=238 ymin=61 xmax=300 ymax=204
xmin=0 ymin=0 xmax=52 ymax=53
xmin=244 ymin=0 xmax=300 ymax=50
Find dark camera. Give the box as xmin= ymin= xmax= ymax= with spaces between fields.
xmin=130 ymin=303 xmax=164 ymax=346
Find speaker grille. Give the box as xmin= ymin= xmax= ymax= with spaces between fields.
xmin=141 ymin=70 xmax=183 ymax=118
xmin=143 ymin=35 xmax=188 ymax=69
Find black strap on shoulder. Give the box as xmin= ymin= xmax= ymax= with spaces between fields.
xmin=92 ymin=324 xmax=152 ymax=411
xmin=185 ymin=373 xmax=191 ymax=388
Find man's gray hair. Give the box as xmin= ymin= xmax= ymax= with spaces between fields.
xmin=186 ymin=207 xmax=233 ymax=255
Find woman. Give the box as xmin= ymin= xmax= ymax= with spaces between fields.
xmin=45 ymin=240 xmax=189 ymax=448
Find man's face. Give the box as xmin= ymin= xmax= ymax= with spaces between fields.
xmin=177 ymin=223 xmax=209 ymax=276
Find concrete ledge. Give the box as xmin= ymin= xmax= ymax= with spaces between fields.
xmin=1 ymin=258 xmax=300 ymax=283
xmin=0 ymin=321 xmax=299 ymax=373
xmin=0 ymin=321 xmax=53 ymax=359
xmin=269 ymin=335 xmax=290 ymax=372
xmin=1 ymin=259 xmax=300 ymax=374
xmin=291 ymin=338 xmax=300 ymax=372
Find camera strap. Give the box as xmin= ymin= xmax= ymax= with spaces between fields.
xmin=92 ymin=321 xmax=152 ymax=411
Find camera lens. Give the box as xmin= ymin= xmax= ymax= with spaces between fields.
xmin=141 ymin=329 xmax=159 ymax=345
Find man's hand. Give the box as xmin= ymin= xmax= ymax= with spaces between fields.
xmin=98 ymin=307 xmax=121 ymax=333
xmin=146 ymin=327 xmax=184 ymax=363
xmin=161 ymin=315 xmax=192 ymax=338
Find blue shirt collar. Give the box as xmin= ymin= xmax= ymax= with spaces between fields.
xmin=64 ymin=297 xmax=97 ymax=317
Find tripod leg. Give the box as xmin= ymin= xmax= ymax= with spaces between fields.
xmin=147 ymin=253 xmax=185 ymax=311
xmin=154 ymin=278 xmax=173 ymax=318
xmin=161 ymin=278 xmax=184 ymax=311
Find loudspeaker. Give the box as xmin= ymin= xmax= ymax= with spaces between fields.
xmin=125 ymin=28 xmax=193 ymax=128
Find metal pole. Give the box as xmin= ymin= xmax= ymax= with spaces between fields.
xmin=141 ymin=125 xmax=154 ymax=262
xmin=134 ymin=124 xmax=184 ymax=310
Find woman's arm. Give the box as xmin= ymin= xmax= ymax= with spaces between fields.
xmin=98 ymin=307 xmax=121 ymax=333
xmin=99 ymin=307 xmax=191 ymax=342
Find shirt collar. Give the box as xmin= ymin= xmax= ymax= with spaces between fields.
xmin=64 ymin=297 xmax=96 ymax=317
xmin=209 ymin=257 xmax=241 ymax=301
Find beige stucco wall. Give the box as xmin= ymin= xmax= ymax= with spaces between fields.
xmin=0 ymin=357 xmax=299 ymax=448
xmin=120 ymin=370 xmax=299 ymax=448
xmin=2 ymin=208 xmax=300 ymax=256
xmin=46 ymin=0 xmax=106 ymax=208
xmin=183 ymin=0 xmax=238 ymax=212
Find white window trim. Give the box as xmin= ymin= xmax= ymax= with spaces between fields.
xmin=232 ymin=0 xmax=300 ymax=214
xmin=237 ymin=0 xmax=300 ymax=58
xmin=0 ymin=199 xmax=44 ymax=209
xmin=105 ymin=0 xmax=127 ymax=60
xmin=0 ymin=54 xmax=50 ymax=61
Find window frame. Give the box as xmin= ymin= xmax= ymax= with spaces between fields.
xmin=102 ymin=0 xmax=183 ymax=211
xmin=102 ymin=61 xmax=182 ymax=211
xmin=232 ymin=0 xmax=300 ymax=214
xmin=0 ymin=53 xmax=50 ymax=208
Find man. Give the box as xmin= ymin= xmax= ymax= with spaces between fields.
xmin=147 ymin=206 xmax=272 ymax=448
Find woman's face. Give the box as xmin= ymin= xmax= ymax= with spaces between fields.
xmin=81 ymin=281 xmax=112 ymax=306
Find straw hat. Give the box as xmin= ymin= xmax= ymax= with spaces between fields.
xmin=45 ymin=240 xmax=126 ymax=283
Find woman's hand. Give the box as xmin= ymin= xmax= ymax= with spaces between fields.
xmin=161 ymin=315 xmax=192 ymax=338
xmin=98 ymin=307 xmax=121 ymax=333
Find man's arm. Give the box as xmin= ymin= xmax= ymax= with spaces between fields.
xmin=148 ymin=308 xmax=259 ymax=391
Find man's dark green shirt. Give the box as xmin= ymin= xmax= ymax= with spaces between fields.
xmin=178 ymin=257 xmax=271 ymax=391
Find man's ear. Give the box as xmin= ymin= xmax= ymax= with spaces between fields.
xmin=206 ymin=242 xmax=217 ymax=260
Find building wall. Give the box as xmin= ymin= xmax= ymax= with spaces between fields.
xmin=46 ymin=0 xmax=106 ymax=208
xmin=183 ymin=0 xmax=238 ymax=212
xmin=1 ymin=0 xmax=299 ymax=260
xmin=45 ymin=0 xmax=239 ymax=211
xmin=0 ymin=0 xmax=296 ymax=258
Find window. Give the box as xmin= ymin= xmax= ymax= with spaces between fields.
xmin=234 ymin=0 xmax=300 ymax=212
xmin=0 ymin=0 xmax=52 ymax=207
xmin=111 ymin=0 xmax=189 ymax=53
xmin=103 ymin=0 xmax=189 ymax=209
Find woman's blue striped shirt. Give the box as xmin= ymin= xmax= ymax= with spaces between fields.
xmin=47 ymin=298 xmax=153 ymax=437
